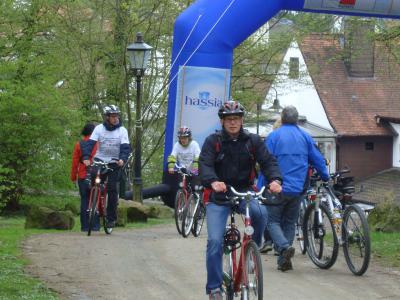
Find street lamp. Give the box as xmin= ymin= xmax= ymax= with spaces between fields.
xmin=268 ymin=86 xmax=282 ymax=112
xmin=126 ymin=32 xmax=153 ymax=203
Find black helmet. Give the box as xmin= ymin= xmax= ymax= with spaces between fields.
xmin=177 ymin=126 xmax=192 ymax=137
xmin=103 ymin=105 xmax=121 ymax=116
xmin=218 ymin=100 xmax=245 ymax=119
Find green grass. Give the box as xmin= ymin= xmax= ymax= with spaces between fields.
xmin=0 ymin=217 xmax=59 ymax=300
xmin=371 ymin=231 xmax=400 ymax=268
xmin=0 ymin=190 xmax=174 ymax=300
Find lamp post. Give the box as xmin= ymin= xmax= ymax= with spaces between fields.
xmin=126 ymin=32 xmax=153 ymax=203
xmin=256 ymin=101 xmax=261 ymax=135
xmin=268 ymin=86 xmax=281 ymax=112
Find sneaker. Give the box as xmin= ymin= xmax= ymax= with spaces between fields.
xmin=260 ymin=241 xmax=273 ymax=254
xmin=277 ymin=246 xmax=295 ymax=272
xmin=209 ymin=289 xmax=223 ymax=300
xmin=277 ymin=260 xmax=293 ymax=271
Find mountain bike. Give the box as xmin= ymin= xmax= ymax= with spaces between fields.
xmin=191 ymin=192 xmax=206 ymax=237
xmin=86 ymin=159 xmax=118 ymax=236
xmin=222 ymin=186 xmax=265 ymax=300
xmin=303 ymin=169 xmax=371 ymax=275
xmin=173 ymin=164 xmax=196 ymax=236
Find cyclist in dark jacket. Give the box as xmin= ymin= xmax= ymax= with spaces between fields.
xmin=199 ymin=100 xmax=282 ymax=299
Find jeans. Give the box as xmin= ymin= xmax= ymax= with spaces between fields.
xmin=78 ymin=179 xmax=99 ymax=231
xmin=205 ymin=198 xmax=267 ymax=294
xmin=266 ymin=194 xmax=301 ymax=263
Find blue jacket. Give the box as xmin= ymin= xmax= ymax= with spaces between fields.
xmin=257 ymin=124 xmax=329 ymax=196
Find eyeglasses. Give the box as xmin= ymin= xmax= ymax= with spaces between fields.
xmin=224 ymin=116 xmax=242 ymax=123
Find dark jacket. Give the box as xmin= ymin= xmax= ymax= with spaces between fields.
xmin=199 ymin=128 xmax=281 ymax=194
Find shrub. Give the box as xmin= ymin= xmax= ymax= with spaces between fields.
xmin=369 ymin=192 xmax=400 ymax=233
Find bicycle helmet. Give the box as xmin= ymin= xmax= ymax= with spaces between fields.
xmin=177 ymin=126 xmax=192 ymax=138
xmin=218 ymin=100 xmax=245 ymax=119
xmin=103 ymin=105 xmax=121 ymax=116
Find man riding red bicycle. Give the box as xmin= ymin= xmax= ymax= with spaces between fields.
xmin=82 ymin=105 xmax=131 ymax=228
xmin=199 ymin=100 xmax=282 ymax=299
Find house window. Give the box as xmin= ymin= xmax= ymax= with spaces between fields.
xmin=289 ymin=57 xmax=299 ymax=79
xmin=365 ymin=142 xmax=374 ymax=151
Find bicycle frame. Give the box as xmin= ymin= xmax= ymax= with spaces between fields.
xmin=316 ymin=181 xmax=344 ymax=245
xmin=224 ymin=186 xmax=265 ymax=295
xmin=88 ymin=167 xmax=108 ymax=217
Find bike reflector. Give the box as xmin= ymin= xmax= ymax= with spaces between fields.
xmin=308 ymin=193 xmax=317 ymax=201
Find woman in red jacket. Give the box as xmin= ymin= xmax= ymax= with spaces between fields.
xmin=70 ymin=123 xmax=98 ymax=232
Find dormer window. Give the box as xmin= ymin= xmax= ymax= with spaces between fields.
xmin=289 ymin=57 xmax=299 ymax=79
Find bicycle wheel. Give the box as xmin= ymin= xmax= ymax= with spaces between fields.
xmin=192 ymin=194 xmax=206 ymax=237
xmin=181 ymin=193 xmax=196 ymax=238
xmin=174 ymin=189 xmax=185 ymax=235
xmin=103 ymin=194 xmax=113 ymax=235
xmin=243 ymin=240 xmax=263 ymax=300
xmin=342 ymin=204 xmax=371 ymax=276
xmin=223 ymin=245 xmax=234 ymax=300
xmin=88 ymin=187 xmax=99 ymax=236
xmin=303 ymin=202 xmax=339 ymax=269
xmin=296 ymin=198 xmax=307 ymax=254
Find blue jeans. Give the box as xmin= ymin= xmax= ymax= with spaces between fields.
xmin=266 ymin=194 xmax=301 ymax=263
xmin=78 ymin=179 xmax=100 ymax=231
xmin=205 ymin=198 xmax=267 ymax=294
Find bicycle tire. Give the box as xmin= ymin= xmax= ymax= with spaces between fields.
xmin=223 ymin=244 xmax=234 ymax=300
xmin=103 ymin=194 xmax=113 ymax=234
xmin=303 ymin=202 xmax=339 ymax=269
xmin=296 ymin=198 xmax=307 ymax=254
xmin=242 ymin=240 xmax=263 ymax=300
xmin=174 ymin=189 xmax=185 ymax=235
xmin=192 ymin=194 xmax=205 ymax=237
xmin=342 ymin=204 xmax=371 ymax=276
xmin=88 ymin=187 xmax=99 ymax=236
xmin=181 ymin=193 xmax=196 ymax=238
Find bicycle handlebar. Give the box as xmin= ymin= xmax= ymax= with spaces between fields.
xmin=230 ymin=186 xmax=266 ymax=199
xmin=174 ymin=163 xmax=195 ymax=176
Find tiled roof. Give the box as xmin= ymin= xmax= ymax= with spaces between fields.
xmin=352 ymin=168 xmax=400 ymax=205
xmin=300 ymin=34 xmax=400 ymax=136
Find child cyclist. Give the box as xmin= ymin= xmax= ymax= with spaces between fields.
xmin=168 ymin=126 xmax=201 ymax=175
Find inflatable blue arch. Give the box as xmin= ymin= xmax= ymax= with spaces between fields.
xmin=158 ymin=0 xmax=400 ymax=207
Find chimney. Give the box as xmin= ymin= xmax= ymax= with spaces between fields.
xmin=343 ymin=18 xmax=375 ymax=78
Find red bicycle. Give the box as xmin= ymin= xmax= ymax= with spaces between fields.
xmin=86 ymin=159 xmax=117 ymax=236
xmin=222 ymin=186 xmax=265 ymax=300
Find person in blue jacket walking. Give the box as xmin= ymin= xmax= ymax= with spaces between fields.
xmin=258 ymin=105 xmax=329 ymax=272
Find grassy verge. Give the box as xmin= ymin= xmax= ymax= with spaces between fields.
xmin=0 ymin=191 xmax=173 ymax=300
xmin=0 ymin=217 xmax=59 ymax=300
xmin=371 ymin=231 xmax=400 ymax=268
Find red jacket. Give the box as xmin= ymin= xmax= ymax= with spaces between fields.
xmin=70 ymin=136 xmax=97 ymax=181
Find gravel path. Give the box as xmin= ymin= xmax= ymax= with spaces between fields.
xmin=23 ymin=223 xmax=400 ymax=300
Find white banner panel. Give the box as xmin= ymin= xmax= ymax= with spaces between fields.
xmin=174 ymin=66 xmax=231 ymax=148
xmin=304 ymin=0 xmax=400 ymax=16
